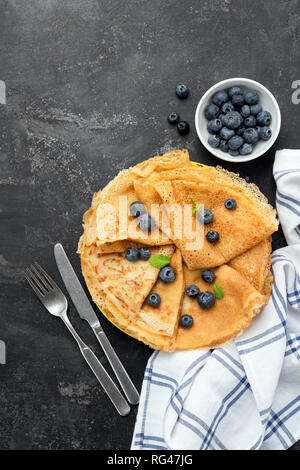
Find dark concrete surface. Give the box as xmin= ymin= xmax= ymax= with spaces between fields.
xmin=0 ymin=0 xmax=299 ymax=450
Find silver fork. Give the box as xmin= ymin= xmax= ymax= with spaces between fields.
xmin=25 ymin=263 xmax=130 ymax=416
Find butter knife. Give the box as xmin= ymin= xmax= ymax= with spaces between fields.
xmin=54 ymin=243 xmax=139 ymax=405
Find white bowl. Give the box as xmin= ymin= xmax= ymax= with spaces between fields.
xmin=195 ymin=78 xmax=281 ymax=163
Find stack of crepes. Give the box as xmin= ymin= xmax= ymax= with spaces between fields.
xmin=78 ymin=150 xmax=279 ymax=352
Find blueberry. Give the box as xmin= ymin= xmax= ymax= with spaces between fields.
xmin=256 ymin=126 xmax=262 ymax=137
xmin=147 ymin=293 xmax=161 ymax=307
xmin=225 ymin=198 xmax=237 ymax=210
xmin=228 ymin=86 xmax=243 ymax=99
xmin=257 ymin=111 xmax=272 ymax=127
xmin=179 ymin=315 xmax=194 ymax=329
xmin=239 ymin=143 xmax=253 ymax=155
xmin=231 ymin=94 xmax=245 ymax=108
xmin=176 ymin=83 xmax=189 ymax=99
xmin=125 ymin=246 xmax=139 ymax=261
xmin=220 ymin=139 xmax=229 ymax=153
xmin=177 ymin=121 xmax=190 ymax=135
xmin=228 ymin=135 xmax=244 ymax=150
xmin=244 ymin=115 xmax=257 ymax=127
xmin=186 ymin=284 xmax=200 ymax=298
xmin=245 ymin=91 xmax=259 ymax=105
xmin=205 ymin=104 xmax=219 ymax=120
xmin=222 ymin=102 xmax=235 ymax=114
xmin=139 ymin=247 xmax=151 ymax=260
xmin=130 ymin=201 xmax=147 ymax=218
xmin=206 ymin=230 xmax=219 ymax=243
xmin=243 ymin=127 xmax=259 ymax=144
xmin=138 ymin=214 xmax=156 ymax=232
xmin=201 ymin=270 xmax=216 ymax=283
xmin=259 ymin=126 xmax=272 ymax=141
xmin=197 ymin=291 xmax=216 ymax=309
xmin=219 ymin=114 xmax=226 ymax=124
xmin=168 ymin=111 xmax=180 ymax=125
xmin=240 ymin=105 xmax=250 ymax=118
xmin=212 ymin=90 xmax=228 ymax=107
xmin=222 ymin=111 xmax=243 ymax=130
xmin=229 ymin=149 xmax=239 ymax=156
xmin=250 ymin=104 xmax=262 ymax=116
xmin=198 ymin=209 xmax=214 ymax=225
xmin=208 ymin=135 xmax=221 ymax=148
xmin=207 ymin=118 xmax=223 ymax=134
xmin=220 ymin=127 xmax=235 ymax=141
xmin=159 ymin=266 xmax=176 ymax=283
xmin=236 ymin=125 xmax=246 ymax=137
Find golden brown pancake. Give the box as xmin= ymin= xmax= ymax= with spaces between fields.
xmin=137 ymin=248 xmax=185 ymax=337
xmin=175 ymin=264 xmax=267 ymax=350
xmin=81 ymin=244 xmax=174 ymax=322
xmin=101 ymin=301 xmax=176 ymax=352
xmin=152 ymin=178 xmax=277 ymax=269
xmin=80 ymin=244 xmax=177 ymax=351
xmin=78 ymin=150 xmax=278 ymax=352
xmin=82 ymin=150 xmax=191 ymax=248
xmin=228 ymin=238 xmax=272 ymax=295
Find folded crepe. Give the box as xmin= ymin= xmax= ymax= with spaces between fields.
xmin=80 ymin=244 xmax=177 ymax=352
xmin=228 ymin=237 xmax=273 ymax=296
xmin=144 ymin=172 xmax=278 ymax=269
xmin=102 ymin=301 xmax=176 ymax=352
xmin=137 ymin=248 xmax=185 ymax=337
xmin=80 ymin=150 xmax=191 ymax=249
xmin=175 ymin=263 xmax=267 ymax=350
xmin=81 ymin=244 xmax=174 ymax=321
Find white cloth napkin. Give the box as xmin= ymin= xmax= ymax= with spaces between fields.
xmin=131 ymin=150 xmax=300 ymax=451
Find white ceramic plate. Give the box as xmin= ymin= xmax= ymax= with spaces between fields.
xmin=195 ymin=77 xmax=281 ymax=163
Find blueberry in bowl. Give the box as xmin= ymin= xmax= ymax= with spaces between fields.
xmin=244 ymin=115 xmax=257 ymax=128
xmin=207 ymin=118 xmax=223 ymax=133
xmin=243 ymin=127 xmax=259 ymax=144
xmin=228 ymin=135 xmax=244 ymax=151
xmin=220 ymin=127 xmax=235 ymax=141
xmin=222 ymin=111 xmax=243 ymax=130
xmin=259 ymin=126 xmax=272 ymax=141
xmin=208 ymin=135 xmax=221 ymax=148
xmin=205 ymin=104 xmax=219 ymax=120
xmin=222 ymin=102 xmax=235 ymax=114
xmin=231 ymin=94 xmax=245 ymax=108
xmin=212 ymin=90 xmax=228 ymax=107
xmin=195 ymin=78 xmax=281 ymax=162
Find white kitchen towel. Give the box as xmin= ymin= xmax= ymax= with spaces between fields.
xmin=131 ymin=149 xmax=300 ymax=451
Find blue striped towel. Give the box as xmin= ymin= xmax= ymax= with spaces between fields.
xmin=131 ymin=150 xmax=300 ymax=450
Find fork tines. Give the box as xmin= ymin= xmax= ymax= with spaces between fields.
xmin=24 ymin=262 xmax=58 ymax=298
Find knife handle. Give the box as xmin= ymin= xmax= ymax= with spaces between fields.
xmin=62 ymin=315 xmax=130 ymax=416
xmin=94 ymin=326 xmax=140 ymax=405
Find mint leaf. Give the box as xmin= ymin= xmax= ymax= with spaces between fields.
xmin=213 ymin=283 xmax=224 ymax=299
xmin=149 ymin=255 xmax=171 ymax=269
xmin=191 ymin=198 xmax=200 ymax=215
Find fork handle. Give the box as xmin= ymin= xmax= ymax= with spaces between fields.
xmin=62 ymin=316 xmax=130 ymax=416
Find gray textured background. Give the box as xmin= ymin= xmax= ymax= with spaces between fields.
xmin=0 ymin=0 xmax=299 ymax=450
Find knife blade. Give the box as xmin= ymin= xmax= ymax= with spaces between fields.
xmin=54 ymin=243 xmax=139 ymax=405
